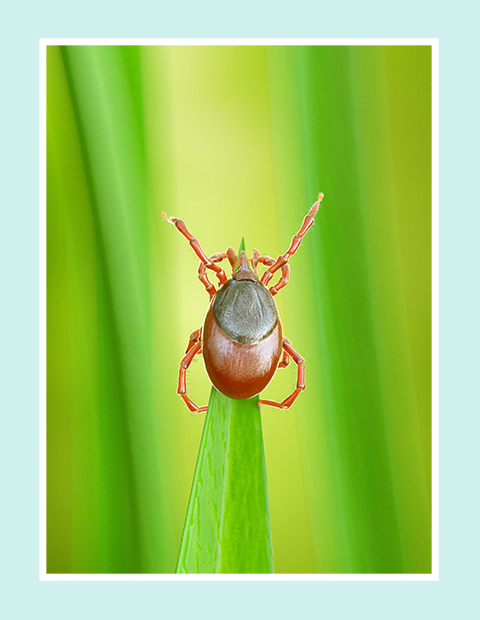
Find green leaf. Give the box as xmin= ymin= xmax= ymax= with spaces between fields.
xmin=176 ymin=388 xmax=273 ymax=573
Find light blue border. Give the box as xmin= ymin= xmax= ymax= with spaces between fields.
xmin=2 ymin=2 xmax=478 ymax=618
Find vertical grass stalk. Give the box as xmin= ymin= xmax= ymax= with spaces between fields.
xmin=176 ymin=387 xmax=273 ymax=573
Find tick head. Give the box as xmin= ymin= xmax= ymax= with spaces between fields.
xmin=232 ymin=250 xmax=259 ymax=282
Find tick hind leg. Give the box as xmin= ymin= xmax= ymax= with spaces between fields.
xmin=278 ymin=347 xmax=290 ymax=368
xmin=259 ymin=338 xmax=305 ymax=410
xmin=259 ymin=193 xmax=323 ymax=295
xmin=185 ymin=327 xmax=202 ymax=353
xmin=178 ymin=329 xmax=207 ymax=414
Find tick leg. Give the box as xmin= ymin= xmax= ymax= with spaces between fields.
xmin=255 ymin=254 xmax=289 ymax=297
xmin=278 ymin=347 xmax=290 ymax=368
xmin=210 ymin=249 xmax=238 ymax=272
xmin=178 ymin=337 xmax=208 ymax=414
xmin=185 ymin=327 xmax=202 ymax=353
xmin=260 ymin=193 xmax=323 ymax=292
xmin=162 ymin=212 xmax=228 ymax=285
xmin=254 ymin=252 xmax=275 ymax=285
xmin=269 ymin=264 xmax=290 ymax=297
xmin=255 ymin=253 xmax=276 ymax=268
xmin=259 ymin=338 xmax=305 ymax=410
xmin=198 ymin=263 xmax=217 ymax=298
xmin=198 ymin=249 xmax=238 ymax=298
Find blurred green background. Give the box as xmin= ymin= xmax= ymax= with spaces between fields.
xmin=46 ymin=44 xmax=431 ymax=574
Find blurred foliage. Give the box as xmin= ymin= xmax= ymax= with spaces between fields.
xmin=47 ymin=44 xmax=431 ymax=573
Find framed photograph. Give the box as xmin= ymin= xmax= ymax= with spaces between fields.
xmin=41 ymin=40 xmax=437 ymax=578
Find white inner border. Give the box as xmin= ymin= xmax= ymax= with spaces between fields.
xmin=39 ymin=37 xmax=439 ymax=582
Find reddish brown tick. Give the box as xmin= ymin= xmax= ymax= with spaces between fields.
xmin=162 ymin=193 xmax=323 ymax=413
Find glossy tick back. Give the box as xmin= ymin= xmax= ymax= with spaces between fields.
xmin=162 ymin=193 xmax=323 ymax=413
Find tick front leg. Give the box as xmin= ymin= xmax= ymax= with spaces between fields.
xmin=260 ymin=193 xmax=323 ymax=293
xmin=162 ymin=212 xmax=228 ymax=285
xmin=178 ymin=335 xmax=208 ymax=414
xmin=198 ymin=249 xmax=238 ymax=298
xmin=259 ymin=338 xmax=305 ymax=410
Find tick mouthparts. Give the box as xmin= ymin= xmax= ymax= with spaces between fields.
xmin=233 ymin=250 xmax=259 ymax=282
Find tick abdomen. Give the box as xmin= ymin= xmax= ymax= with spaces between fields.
xmin=203 ymin=280 xmax=283 ymax=400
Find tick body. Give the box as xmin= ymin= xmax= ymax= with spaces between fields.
xmin=163 ymin=193 xmax=323 ymax=413
xmin=203 ymin=264 xmax=283 ymax=400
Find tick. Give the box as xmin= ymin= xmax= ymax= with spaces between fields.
xmin=162 ymin=193 xmax=323 ymax=413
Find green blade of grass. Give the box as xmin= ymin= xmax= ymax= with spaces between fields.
xmin=176 ymin=237 xmax=273 ymax=574
xmin=176 ymin=387 xmax=273 ymax=573
xmin=58 ymin=45 xmax=166 ymax=572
